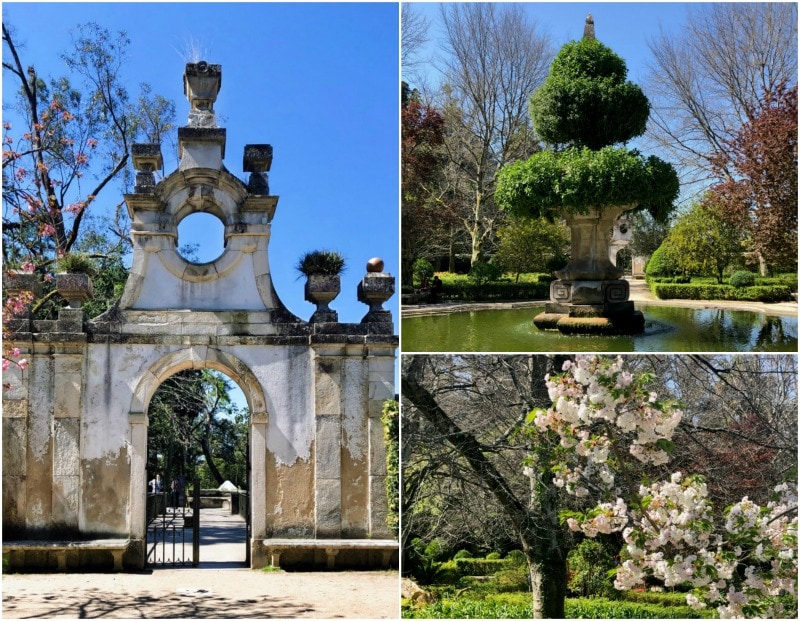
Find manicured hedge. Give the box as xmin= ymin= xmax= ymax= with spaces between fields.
xmin=454 ymin=557 xmax=512 ymax=576
xmin=621 ymin=591 xmax=694 ymax=606
xmin=651 ymin=283 xmax=793 ymax=303
xmin=440 ymin=280 xmax=549 ymax=302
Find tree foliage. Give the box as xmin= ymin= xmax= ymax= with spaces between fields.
xmin=708 ymin=83 xmax=798 ymax=272
xmin=646 ymin=3 xmax=797 ymax=185
xmin=494 ymin=217 xmax=569 ymax=280
xmin=148 ymin=370 xmax=248 ymax=490
xmin=401 ymin=84 xmax=450 ymax=281
xmin=402 ymin=354 xmax=796 ymax=619
xmin=435 ymin=3 xmax=553 ymax=266
xmin=662 ymin=200 xmax=745 ymax=283
xmin=497 ymin=31 xmax=678 ymax=224
xmin=625 ymin=210 xmax=671 ymax=259
xmin=540 ymin=355 xmax=797 ymax=618
xmin=496 ymin=146 xmax=679 ymax=221
xmin=382 ymin=400 xmax=399 ymax=536
xmin=530 ymin=37 xmax=649 ymax=150
xmin=2 ymin=21 xmax=175 ymax=301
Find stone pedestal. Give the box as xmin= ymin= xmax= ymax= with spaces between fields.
xmin=56 ymin=273 xmax=93 ymax=309
xmin=534 ymin=206 xmax=644 ymax=335
xmin=358 ymin=272 xmax=395 ymax=325
xmin=305 ymin=275 xmax=340 ymax=323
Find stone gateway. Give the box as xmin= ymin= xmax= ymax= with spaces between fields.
xmin=3 ymin=62 xmax=398 ymax=571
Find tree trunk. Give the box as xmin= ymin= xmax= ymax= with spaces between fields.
xmin=527 ymin=548 xmax=568 ymax=618
xmin=402 ymin=356 xmax=570 ymax=618
xmin=448 ymin=225 xmax=456 ymax=273
xmin=200 ymin=435 xmax=225 ymax=486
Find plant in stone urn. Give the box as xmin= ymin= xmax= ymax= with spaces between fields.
xmin=296 ymin=250 xmax=346 ymax=322
xmin=55 ymin=253 xmax=96 ymax=308
xmin=496 ymin=17 xmax=679 ymax=335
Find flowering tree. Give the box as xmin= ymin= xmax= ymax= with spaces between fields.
xmin=2 ymin=22 xmax=175 ymax=373
xmin=534 ymin=355 xmax=797 ymax=618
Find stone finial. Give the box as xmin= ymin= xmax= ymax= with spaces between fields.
xmin=583 ymin=14 xmax=595 ymax=40
xmin=184 ymin=61 xmax=222 ymax=128
xmin=366 ymin=257 xmax=384 ymax=273
xmin=243 ymin=144 xmax=273 ymax=195
xmin=132 ymin=143 xmax=163 ymax=193
xmin=358 ymin=271 xmax=395 ymax=324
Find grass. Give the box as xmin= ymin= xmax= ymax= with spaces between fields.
xmin=259 ymin=564 xmax=284 ymax=573
xmin=403 ymin=592 xmax=719 ymax=619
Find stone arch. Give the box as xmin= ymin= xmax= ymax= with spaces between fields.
xmin=130 ymin=347 xmax=267 ymax=417
xmin=127 ymin=347 xmax=268 ymax=566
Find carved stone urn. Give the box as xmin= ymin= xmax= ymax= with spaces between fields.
xmin=56 ymin=272 xmax=94 ymax=309
xmin=305 ymin=274 xmax=340 ymax=323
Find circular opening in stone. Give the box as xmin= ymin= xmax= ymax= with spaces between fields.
xmin=177 ymin=212 xmax=225 ymax=264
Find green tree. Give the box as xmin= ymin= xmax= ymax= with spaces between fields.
xmin=497 ymin=30 xmax=678 ymax=224
xmin=494 ymin=217 xmax=569 ymax=281
xmin=644 ymin=243 xmax=681 ymax=279
xmin=149 ymin=370 xmax=248 ymax=488
xmin=529 ymin=37 xmax=649 ymax=150
xmin=664 ymin=201 xmax=745 ymax=283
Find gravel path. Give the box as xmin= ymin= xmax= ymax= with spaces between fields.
xmin=2 ymin=568 xmax=400 ymax=618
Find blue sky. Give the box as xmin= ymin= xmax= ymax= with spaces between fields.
xmin=406 ymin=1 xmax=701 ymax=204
xmin=407 ymin=2 xmax=691 ymax=88
xmin=2 ymin=1 xmax=400 ymax=326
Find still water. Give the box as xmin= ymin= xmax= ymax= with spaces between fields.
xmin=401 ymin=304 xmax=797 ymax=352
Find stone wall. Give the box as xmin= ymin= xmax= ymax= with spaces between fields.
xmin=2 ymin=308 xmax=397 ymax=569
xmin=2 ymin=60 xmax=397 ymax=570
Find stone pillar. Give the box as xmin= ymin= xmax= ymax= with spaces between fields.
xmin=26 ymin=354 xmax=54 ymax=534
xmin=313 ymin=349 xmax=342 ymax=537
xmin=128 ymin=412 xmax=148 ymax=540
xmin=341 ymin=355 xmax=369 ymax=537
xmin=52 ymin=354 xmax=83 ymax=532
xmin=2 ymin=363 xmax=29 ymax=535
xmin=250 ymin=410 xmax=268 ymax=568
xmin=367 ymin=348 xmax=395 ymax=538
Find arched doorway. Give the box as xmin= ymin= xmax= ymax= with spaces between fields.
xmin=615 ymin=247 xmax=632 ymax=275
xmin=128 ymin=347 xmax=268 ymax=569
xmin=146 ymin=368 xmax=251 ymax=567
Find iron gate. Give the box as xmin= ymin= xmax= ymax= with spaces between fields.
xmin=146 ymin=477 xmax=200 ymax=567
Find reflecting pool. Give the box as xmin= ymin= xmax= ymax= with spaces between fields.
xmin=401 ymin=304 xmax=797 ymax=352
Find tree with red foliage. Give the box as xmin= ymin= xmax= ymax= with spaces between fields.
xmin=401 ymin=83 xmax=448 ymax=283
xmin=708 ymin=82 xmax=797 ymax=272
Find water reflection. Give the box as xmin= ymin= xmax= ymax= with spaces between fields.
xmin=401 ymin=304 xmax=797 ymax=353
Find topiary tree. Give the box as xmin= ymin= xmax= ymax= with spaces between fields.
xmin=529 ymin=37 xmax=650 ymax=150
xmin=496 ymin=17 xmax=680 ymax=335
xmin=412 ymin=257 xmax=434 ymax=288
xmin=729 ymin=270 xmax=756 ymax=288
xmin=644 ymin=243 xmax=681 ymax=280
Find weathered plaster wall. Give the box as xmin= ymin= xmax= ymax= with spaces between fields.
xmin=130 ymin=246 xmax=268 ymax=311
